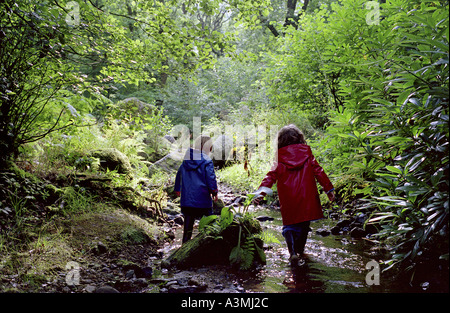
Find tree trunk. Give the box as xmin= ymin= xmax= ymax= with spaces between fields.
xmin=265 ymin=0 xmax=311 ymax=37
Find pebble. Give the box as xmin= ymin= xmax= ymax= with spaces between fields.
xmin=84 ymin=285 xmax=96 ymax=293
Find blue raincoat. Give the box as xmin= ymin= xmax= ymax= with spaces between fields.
xmin=174 ymin=148 xmax=218 ymax=209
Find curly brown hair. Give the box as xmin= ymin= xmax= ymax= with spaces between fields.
xmin=194 ymin=135 xmax=213 ymax=153
xmin=277 ymin=124 xmax=306 ymax=150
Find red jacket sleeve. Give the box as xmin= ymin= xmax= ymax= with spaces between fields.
xmin=259 ymin=161 xmax=278 ymax=189
xmin=310 ymin=156 xmax=334 ymax=192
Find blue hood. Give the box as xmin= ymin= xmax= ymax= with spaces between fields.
xmin=182 ymin=148 xmax=209 ymax=170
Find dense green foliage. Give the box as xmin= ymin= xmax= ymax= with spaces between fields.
xmin=1 ymin=0 xmax=448 ymax=284
xmin=264 ymin=0 xmax=449 ymax=273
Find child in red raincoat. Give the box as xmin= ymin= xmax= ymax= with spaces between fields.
xmin=255 ymin=124 xmax=335 ymax=266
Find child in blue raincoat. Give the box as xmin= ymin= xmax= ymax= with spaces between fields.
xmin=174 ymin=135 xmax=218 ymax=243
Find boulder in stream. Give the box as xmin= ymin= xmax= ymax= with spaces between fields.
xmin=162 ymin=211 xmax=265 ymax=270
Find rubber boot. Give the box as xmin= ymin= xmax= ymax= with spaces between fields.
xmin=182 ymin=214 xmax=195 ymax=243
xmin=284 ymin=230 xmax=300 ymax=267
xmin=294 ymin=222 xmax=310 ymax=256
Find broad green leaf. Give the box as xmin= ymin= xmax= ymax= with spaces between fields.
xmin=386 ymin=166 xmax=403 ymax=175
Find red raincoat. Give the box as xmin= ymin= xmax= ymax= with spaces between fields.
xmin=259 ymin=144 xmax=334 ymax=226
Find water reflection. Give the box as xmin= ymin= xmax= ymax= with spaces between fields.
xmin=160 ymin=205 xmax=406 ymax=293
xmin=239 ymin=206 xmax=374 ymax=293
xmin=283 ymin=259 xmax=326 ymax=293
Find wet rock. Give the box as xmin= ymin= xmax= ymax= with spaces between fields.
xmin=123 ymin=264 xmax=153 ymax=279
xmin=125 ymin=270 xmax=135 ymax=280
xmin=355 ymin=213 xmax=367 ymax=224
xmin=365 ymin=223 xmax=378 ymax=234
xmin=165 ymin=280 xmax=179 ymax=287
xmin=330 ymin=226 xmax=341 ymax=235
xmin=95 ymin=285 xmax=120 ymax=293
xmin=420 ymin=282 xmax=430 ymax=291
xmin=232 ymin=197 xmax=244 ymax=205
xmin=163 ymin=205 xmax=179 ymax=215
xmin=134 ymin=278 xmax=149 ymax=287
xmin=214 ymin=284 xmax=224 ymax=290
xmin=138 ymin=267 xmax=153 ymax=278
xmin=167 ymin=214 xmax=184 ymax=225
xmin=173 ymin=215 xmax=184 ymax=225
xmin=316 ymin=228 xmax=331 ymax=237
xmin=336 ymin=219 xmax=352 ymax=228
xmin=256 ymin=215 xmax=274 ymax=222
xmin=84 ymin=285 xmax=96 ymax=293
xmin=187 ymin=276 xmax=208 ymax=291
xmin=350 ymin=227 xmax=366 ymax=238
xmin=91 ymin=241 xmax=108 ymax=255
xmin=114 ymin=281 xmax=134 ymax=292
xmin=329 ymin=212 xmax=340 ymax=220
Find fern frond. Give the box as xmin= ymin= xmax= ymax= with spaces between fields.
xmin=257 ymin=230 xmax=281 ymax=245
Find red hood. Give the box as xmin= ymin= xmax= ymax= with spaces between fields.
xmin=277 ymin=144 xmax=312 ymax=169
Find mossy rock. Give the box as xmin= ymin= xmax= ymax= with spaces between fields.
xmin=148 ymin=152 xmax=183 ymax=175
xmin=120 ymin=226 xmax=150 ymax=244
xmin=44 ymin=184 xmax=64 ymax=202
xmin=90 ymin=148 xmax=132 ymax=174
xmin=162 ymin=218 xmax=264 ymax=269
xmin=68 ymin=209 xmax=165 ymax=252
xmin=162 ymin=233 xmax=232 ymax=269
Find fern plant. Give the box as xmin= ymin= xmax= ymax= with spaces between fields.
xmin=199 ymin=203 xmax=267 ymax=270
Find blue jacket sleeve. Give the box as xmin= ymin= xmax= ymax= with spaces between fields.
xmin=174 ymin=166 xmax=182 ymax=192
xmin=205 ymin=160 xmax=218 ymax=195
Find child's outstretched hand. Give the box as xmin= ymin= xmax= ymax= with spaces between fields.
xmin=327 ymin=191 xmax=335 ymax=202
xmin=212 ymin=194 xmax=219 ymax=202
xmin=253 ymin=192 xmax=266 ymax=205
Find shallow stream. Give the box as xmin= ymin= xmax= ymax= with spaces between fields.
xmin=156 ymin=204 xmax=411 ymax=293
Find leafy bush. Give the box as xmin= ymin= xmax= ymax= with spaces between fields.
xmin=30 ymin=106 xmax=163 ymax=180
xmin=217 ymin=159 xmax=272 ymax=192
xmin=262 ymin=0 xmax=449 ymax=276
xmin=333 ymin=1 xmax=449 ymax=272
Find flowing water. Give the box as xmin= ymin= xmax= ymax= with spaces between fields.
xmin=157 ymin=204 xmax=411 ymax=293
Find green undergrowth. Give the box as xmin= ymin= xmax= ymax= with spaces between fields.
xmin=0 ymin=161 xmax=169 ymax=292
xmin=217 ymin=159 xmax=273 ymax=193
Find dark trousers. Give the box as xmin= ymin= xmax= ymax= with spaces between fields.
xmin=282 ymin=221 xmax=310 ymax=256
xmin=181 ymin=206 xmax=212 ymax=243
